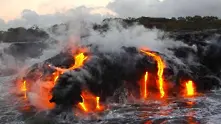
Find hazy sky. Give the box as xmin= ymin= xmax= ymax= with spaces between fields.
xmin=0 ymin=0 xmax=111 ymax=21
xmin=0 ymin=0 xmax=221 ymax=30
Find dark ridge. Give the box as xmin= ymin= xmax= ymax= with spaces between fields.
xmin=93 ymin=16 xmax=221 ymax=32
xmin=0 ymin=26 xmax=49 ymax=43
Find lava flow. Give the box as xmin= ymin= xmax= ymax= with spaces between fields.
xmin=16 ymin=50 xmax=104 ymax=112
xmin=185 ymin=80 xmax=195 ymax=97
xmin=140 ymin=50 xmax=166 ymax=98
xmin=28 ymin=52 xmax=103 ymax=112
xmin=49 ymin=52 xmax=89 ymax=82
xmin=49 ymin=52 xmax=104 ymax=112
xmin=69 ymin=53 xmax=88 ymax=70
xmin=47 ymin=50 xmax=89 ymax=81
xmin=21 ymin=80 xmax=27 ymax=99
xmin=15 ymin=46 xmax=201 ymax=116
xmin=77 ymin=91 xmax=104 ymax=113
xmin=140 ymin=72 xmax=149 ymax=99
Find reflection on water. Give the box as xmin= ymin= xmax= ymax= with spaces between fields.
xmin=16 ymin=96 xmax=204 ymax=124
xmin=141 ymin=97 xmax=200 ymax=124
xmin=186 ymin=100 xmax=199 ymax=124
xmin=3 ymin=89 xmax=221 ymax=124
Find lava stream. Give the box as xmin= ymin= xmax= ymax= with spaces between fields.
xmin=78 ymin=91 xmax=104 ymax=113
xmin=140 ymin=50 xmax=165 ymax=98
xmin=49 ymin=52 xmax=88 ymax=72
xmin=141 ymin=72 xmax=148 ymax=99
xmin=49 ymin=52 xmax=104 ymax=113
xmin=96 ymin=97 xmax=101 ymax=110
xmin=69 ymin=53 xmax=88 ymax=70
xmin=18 ymin=51 xmax=92 ymax=111
xmin=185 ymin=80 xmax=195 ymax=96
xmin=21 ymin=80 xmax=27 ymax=99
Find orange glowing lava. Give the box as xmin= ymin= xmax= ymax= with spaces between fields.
xmin=52 ymin=71 xmax=60 ymax=84
xmin=185 ymin=80 xmax=195 ymax=96
xmin=17 ymin=51 xmax=89 ymax=111
xmin=49 ymin=52 xmax=88 ymax=75
xmin=96 ymin=97 xmax=101 ymax=110
xmin=141 ymin=50 xmax=165 ymax=98
xmin=48 ymin=51 xmax=104 ymax=113
xmin=79 ymin=96 xmax=88 ymax=112
xmin=77 ymin=91 xmax=104 ymax=113
xmin=140 ymin=72 xmax=148 ymax=99
xmin=48 ymin=52 xmax=89 ymax=85
xmin=21 ymin=80 xmax=27 ymax=99
xmin=69 ymin=53 xmax=88 ymax=70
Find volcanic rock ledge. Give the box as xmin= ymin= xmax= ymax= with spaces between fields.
xmin=21 ymin=45 xmax=221 ymax=112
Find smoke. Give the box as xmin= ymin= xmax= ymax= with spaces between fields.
xmin=85 ymin=23 xmax=187 ymax=53
xmin=0 ymin=43 xmax=19 ymax=72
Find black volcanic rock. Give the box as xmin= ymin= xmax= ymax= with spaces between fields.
xmin=197 ymin=76 xmax=221 ymax=91
xmin=49 ymin=47 xmax=155 ymax=106
xmin=200 ymin=43 xmax=221 ymax=73
xmin=21 ymin=45 xmax=221 ymax=110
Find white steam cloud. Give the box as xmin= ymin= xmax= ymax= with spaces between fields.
xmin=84 ymin=23 xmax=187 ymax=53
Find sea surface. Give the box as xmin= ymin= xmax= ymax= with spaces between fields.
xmin=1 ymin=75 xmax=221 ymax=124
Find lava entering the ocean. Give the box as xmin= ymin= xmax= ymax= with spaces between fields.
xmin=49 ymin=51 xmax=104 ymax=112
xmin=77 ymin=91 xmax=104 ymax=113
xmin=15 ymin=46 xmax=202 ymax=115
xmin=140 ymin=72 xmax=149 ymax=99
xmin=19 ymin=49 xmax=104 ymax=113
xmin=140 ymin=49 xmax=166 ymax=98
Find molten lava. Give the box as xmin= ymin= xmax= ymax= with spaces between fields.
xmin=52 ymin=71 xmax=60 ymax=84
xmin=185 ymin=80 xmax=195 ymax=96
xmin=17 ymin=51 xmax=90 ymax=111
xmin=50 ymin=52 xmax=102 ymax=113
xmin=49 ymin=52 xmax=88 ymax=74
xmin=141 ymin=50 xmax=166 ymax=98
xmin=21 ymin=80 xmax=27 ymax=99
xmin=77 ymin=91 xmax=104 ymax=113
xmin=96 ymin=97 xmax=101 ymax=110
xmin=79 ymin=96 xmax=88 ymax=112
xmin=69 ymin=53 xmax=88 ymax=70
xmin=140 ymin=72 xmax=148 ymax=99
